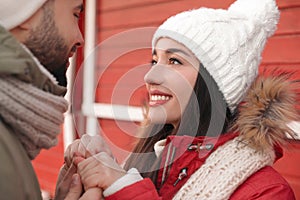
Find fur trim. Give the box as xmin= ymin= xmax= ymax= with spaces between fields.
xmin=234 ymin=75 xmax=299 ymax=151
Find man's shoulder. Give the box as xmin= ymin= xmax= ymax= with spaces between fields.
xmin=0 ymin=120 xmax=27 ymax=170
xmin=0 ymin=120 xmax=42 ymax=199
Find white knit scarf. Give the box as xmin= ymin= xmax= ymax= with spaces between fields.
xmin=173 ymin=137 xmax=275 ymax=200
xmin=0 ymin=76 xmax=68 ymax=159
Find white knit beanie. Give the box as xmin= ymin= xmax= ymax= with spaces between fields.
xmin=152 ymin=0 xmax=280 ymax=113
xmin=0 ymin=0 xmax=48 ymax=30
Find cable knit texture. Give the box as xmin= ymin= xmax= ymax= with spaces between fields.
xmin=152 ymin=0 xmax=280 ymax=113
xmin=0 ymin=76 xmax=68 ymax=159
xmin=173 ymin=137 xmax=275 ymax=200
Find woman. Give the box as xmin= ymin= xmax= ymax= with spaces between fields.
xmin=58 ymin=0 xmax=299 ymax=199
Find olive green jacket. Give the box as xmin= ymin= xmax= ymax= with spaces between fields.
xmin=0 ymin=25 xmax=66 ymax=200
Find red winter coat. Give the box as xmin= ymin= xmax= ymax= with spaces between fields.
xmin=106 ymin=76 xmax=297 ymax=200
xmin=106 ymin=133 xmax=295 ymax=200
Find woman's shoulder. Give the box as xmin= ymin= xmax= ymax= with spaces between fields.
xmin=231 ymin=166 xmax=295 ymax=200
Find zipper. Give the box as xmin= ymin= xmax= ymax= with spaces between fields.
xmin=161 ymin=145 xmax=176 ymax=185
xmin=161 ymin=144 xmax=172 ymax=185
xmin=173 ymin=168 xmax=188 ymax=186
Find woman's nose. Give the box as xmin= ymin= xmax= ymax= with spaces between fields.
xmin=144 ymin=64 xmax=164 ymax=85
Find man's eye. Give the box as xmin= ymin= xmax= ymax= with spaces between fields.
xmin=169 ymin=58 xmax=182 ymax=65
xmin=74 ymin=13 xmax=80 ymax=19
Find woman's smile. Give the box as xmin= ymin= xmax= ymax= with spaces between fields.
xmin=149 ymin=90 xmax=172 ymax=106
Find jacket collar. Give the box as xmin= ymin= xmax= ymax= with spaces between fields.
xmin=155 ymin=128 xmax=284 ymax=162
xmin=154 ymin=132 xmax=239 ymax=160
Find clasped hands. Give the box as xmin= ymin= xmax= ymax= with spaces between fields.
xmin=54 ymin=134 xmax=126 ymax=200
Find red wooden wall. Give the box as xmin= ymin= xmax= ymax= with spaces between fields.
xmin=32 ymin=0 xmax=300 ymax=198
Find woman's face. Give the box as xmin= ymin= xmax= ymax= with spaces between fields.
xmin=144 ymin=38 xmax=199 ymax=127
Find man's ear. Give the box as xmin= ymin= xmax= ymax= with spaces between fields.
xmin=9 ymin=20 xmax=32 ymax=43
xmin=18 ymin=7 xmax=43 ymax=31
xmin=18 ymin=18 xmax=33 ymax=30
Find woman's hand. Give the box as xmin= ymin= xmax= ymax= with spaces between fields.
xmin=64 ymin=134 xmax=113 ymax=167
xmin=76 ymin=152 xmax=126 ymax=191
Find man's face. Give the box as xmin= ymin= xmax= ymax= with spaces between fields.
xmin=24 ymin=0 xmax=84 ymax=86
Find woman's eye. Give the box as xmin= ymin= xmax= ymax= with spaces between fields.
xmin=169 ymin=58 xmax=182 ymax=65
xmin=151 ymin=60 xmax=157 ymax=66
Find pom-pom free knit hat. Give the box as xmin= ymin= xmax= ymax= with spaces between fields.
xmin=0 ymin=0 xmax=48 ymax=30
xmin=152 ymin=0 xmax=280 ymax=113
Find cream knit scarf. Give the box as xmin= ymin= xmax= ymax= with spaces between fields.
xmin=0 ymin=76 xmax=68 ymax=159
xmin=173 ymin=137 xmax=275 ymax=200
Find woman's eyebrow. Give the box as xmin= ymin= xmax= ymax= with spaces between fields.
xmin=166 ymin=48 xmax=190 ymax=57
xmin=152 ymin=48 xmax=190 ymax=57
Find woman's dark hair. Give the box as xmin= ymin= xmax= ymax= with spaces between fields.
xmin=124 ymin=63 xmax=235 ymax=184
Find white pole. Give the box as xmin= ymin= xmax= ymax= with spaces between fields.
xmin=63 ymin=56 xmax=76 ymax=150
xmin=83 ymin=0 xmax=98 ymax=136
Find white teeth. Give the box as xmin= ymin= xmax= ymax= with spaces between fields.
xmin=151 ymin=95 xmax=170 ymax=101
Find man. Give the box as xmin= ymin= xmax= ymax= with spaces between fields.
xmin=0 ymin=0 xmax=90 ymax=199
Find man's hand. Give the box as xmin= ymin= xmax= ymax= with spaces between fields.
xmin=64 ymin=174 xmax=103 ymax=200
xmin=55 ymin=163 xmax=104 ymax=200
xmin=54 ymin=163 xmax=77 ymax=200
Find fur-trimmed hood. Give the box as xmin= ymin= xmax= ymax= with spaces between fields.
xmin=234 ymin=75 xmax=300 ymax=152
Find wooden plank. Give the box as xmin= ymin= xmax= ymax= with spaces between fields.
xmin=100 ymin=119 xmax=139 ymax=147
xmin=95 ymin=27 xmax=154 ymax=53
xmin=98 ymin=0 xmax=300 ymax=29
xmin=32 ymin=134 xmax=65 ymax=196
xmin=96 ymin=87 xmax=147 ymax=106
xmin=100 ymin=0 xmax=234 ymax=12
xmin=97 ymin=27 xmax=157 ymax=42
xmin=98 ymin=0 xmax=234 ymax=30
xmin=99 ymin=119 xmax=138 ymax=162
xmin=277 ymin=0 xmax=300 ymax=8
xmin=262 ymin=35 xmax=300 ymax=64
xmin=277 ymin=7 xmax=300 ymax=35
xmin=97 ymin=4 xmax=300 ymax=41
xmin=99 ymin=0 xmax=172 ymax=12
xmin=100 ymin=0 xmax=300 ymax=11
xmin=95 ymin=48 xmax=151 ymax=68
xmin=97 ymin=66 xmax=149 ymax=86
xmin=260 ymin=64 xmax=300 ymax=73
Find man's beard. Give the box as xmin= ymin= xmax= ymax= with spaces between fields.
xmin=24 ymin=7 xmax=69 ymax=87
